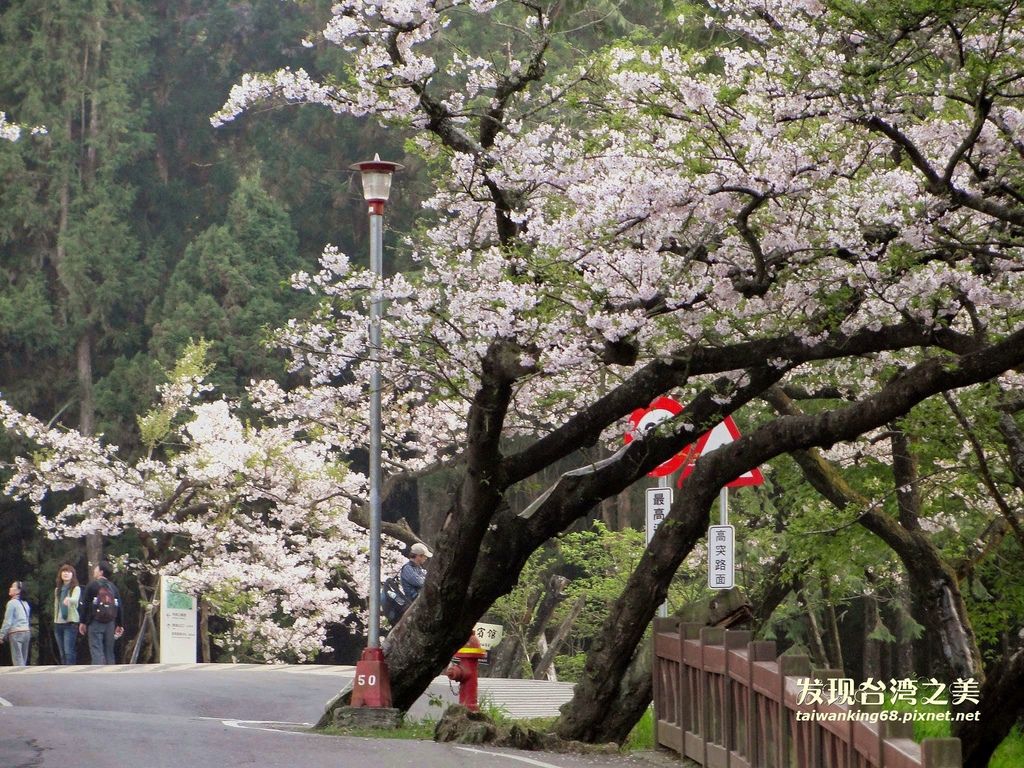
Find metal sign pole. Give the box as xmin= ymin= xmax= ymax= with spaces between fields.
xmin=658 ymin=474 xmax=670 ymax=618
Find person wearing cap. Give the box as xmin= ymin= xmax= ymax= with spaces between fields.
xmin=400 ymin=542 xmax=432 ymax=603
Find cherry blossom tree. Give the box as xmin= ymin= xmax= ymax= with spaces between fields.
xmin=1 ymin=342 xmax=398 ymax=661
xmin=214 ymin=0 xmax=1024 ymax=747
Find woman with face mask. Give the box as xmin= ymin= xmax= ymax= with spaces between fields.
xmin=0 ymin=580 xmax=32 ymax=666
xmin=53 ymin=564 xmax=81 ymax=664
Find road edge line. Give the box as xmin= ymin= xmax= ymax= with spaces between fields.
xmin=454 ymin=745 xmax=567 ymax=768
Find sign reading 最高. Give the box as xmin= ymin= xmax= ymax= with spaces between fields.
xmin=646 ymin=486 xmax=673 ymax=545
xmin=707 ymin=525 xmax=735 ymax=590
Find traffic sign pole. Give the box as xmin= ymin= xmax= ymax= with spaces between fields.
xmin=719 ymin=486 xmax=728 ymax=526
xmin=658 ymin=475 xmax=669 ymax=618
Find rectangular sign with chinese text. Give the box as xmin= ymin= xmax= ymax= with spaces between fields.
xmin=646 ymin=487 xmax=673 ymax=545
xmin=707 ymin=525 xmax=735 ymax=590
xmin=159 ymin=574 xmax=197 ymax=663
xmin=473 ymin=622 xmax=503 ymax=650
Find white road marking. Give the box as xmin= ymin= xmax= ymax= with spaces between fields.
xmin=454 ymin=746 xmax=568 ymax=768
xmin=0 ymin=663 xmax=356 ymax=675
xmin=200 ymin=717 xmax=313 ymax=735
xmin=0 ymin=696 xmax=12 ymax=707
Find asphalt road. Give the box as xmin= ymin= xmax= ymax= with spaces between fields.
xmin=0 ymin=664 xmax=662 ymax=768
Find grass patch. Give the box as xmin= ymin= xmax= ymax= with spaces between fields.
xmin=883 ymin=699 xmax=1024 ymax=765
xmin=991 ymin=727 xmax=1024 ymax=768
xmin=624 ymin=707 xmax=655 ymax=751
xmin=319 ymin=719 xmax=436 ymax=740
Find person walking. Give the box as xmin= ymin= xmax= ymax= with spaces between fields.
xmin=0 ymin=581 xmax=32 ymax=666
xmin=52 ymin=564 xmax=81 ymax=665
xmin=77 ymin=562 xmax=124 ymax=665
xmin=400 ymin=542 xmax=432 ymax=603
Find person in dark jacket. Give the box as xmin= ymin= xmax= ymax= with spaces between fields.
xmin=77 ymin=562 xmax=124 ymax=665
xmin=400 ymin=542 xmax=432 ymax=603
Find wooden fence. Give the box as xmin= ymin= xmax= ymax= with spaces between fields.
xmin=652 ymin=618 xmax=962 ymax=768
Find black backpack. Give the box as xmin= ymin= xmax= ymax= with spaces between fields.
xmin=381 ymin=576 xmax=408 ymax=624
xmin=93 ymin=581 xmax=119 ymax=623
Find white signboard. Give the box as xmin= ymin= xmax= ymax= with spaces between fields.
xmin=473 ymin=622 xmax=503 ymax=650
xmin=707 ymin=525 xmax=735 ymax=590
xmin=159 ymin=575 xmax=198 ymax=663
xmin=646 ymin=487 xmax=673 ymax=545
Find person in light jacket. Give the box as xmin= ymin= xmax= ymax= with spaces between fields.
xmin=0 ymin=580 xmax=32 ymax=666
xmin=52 ymin=563 xmax=81 ymax=664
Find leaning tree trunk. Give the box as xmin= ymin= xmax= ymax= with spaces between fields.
xmin=532 ymin=594 xmax=585 ymax=680
xmin=555 ymin=479 xmax=714 ymax=743
xmin=957 ymin=644 xmax=1024 ymax=768
xmin=766 ymin=393 xmax=985 ymax=687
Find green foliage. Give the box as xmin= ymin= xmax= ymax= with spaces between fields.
xmin=489 ymin=522 xmax=648 ymax=682
xmin=150 ymin=176 xmax=309 ymax=396
xmin=623 ymin=706 xmax=655 ymax=752
xmin=991 ymin=727 xmax=1024 ymax=768
xmin=321 ymin=719 xmax=436 ymax=740
xmin=137 ymin=339 xmax=215 ymax=453
xmin=964 ymin=536 xmax=1024 ymax=664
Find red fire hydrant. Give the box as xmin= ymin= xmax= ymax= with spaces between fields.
xmin=445 ymin=631 xmax=487 ymax=711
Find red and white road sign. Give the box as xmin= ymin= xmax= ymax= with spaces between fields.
xmin=625 ymin=396 xmax=764 ymax=486
xmin=625 ymin=396 xmax=686 ymax=477
xmin=677 ymin=415 xmax=764 ymax=488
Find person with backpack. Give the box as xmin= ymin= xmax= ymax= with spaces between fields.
xmin=381 ymin=542 xmax=432 ymax=630
xmin=0 ymin=580 xmax=32 ymax=666
xmin=77 ymin=562 xmax=124 ymax=665
xmin=52 ymin=563 xmax=81 ymax=665
xmin=400 ymin=542 xmax=432 ymax=603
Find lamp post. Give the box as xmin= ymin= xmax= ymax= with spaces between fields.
xmin=349 ymin=153 xmax=403 ymax=708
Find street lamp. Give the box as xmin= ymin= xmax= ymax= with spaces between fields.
xmin=349 ymin=153 xmax=403 ymax=709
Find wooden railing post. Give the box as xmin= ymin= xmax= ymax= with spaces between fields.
xmin=682 ymin=622 xmax=703 ymax=763
xmin=812 ymin=667 xmax=846 ymax=768
xmin=921 ymin=738 xmax=962 ymax=768
xmin=700 ymin=626 xmax=725 ymax=766
xmin=746 ymin=639 xmax=775 ymax=766
xmin=778 ymin=654 xmax=811 ymax=768
xmin=724 ymin=630 xmax=751 ymax=767
xmin=652 ymin=616 xmax=677 ymax=750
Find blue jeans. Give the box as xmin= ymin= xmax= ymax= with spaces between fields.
xmin=54 ymin=622 xmax=78 ymax=664
xmin=87 ymin=622 xmax=117 ymax=665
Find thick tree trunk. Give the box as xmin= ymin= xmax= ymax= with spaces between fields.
xmin=552 ymin=346 xmax=1024 ymax=742
xmin=199 ymin=600 xmax=212 ymax=663
xmin=555 ymin=482 xmax=713 ymax=743
xmin=957 ymin=645 xmax=1024 ymax=768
